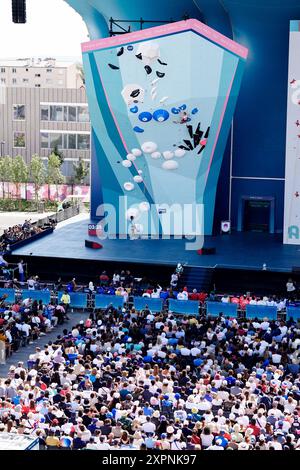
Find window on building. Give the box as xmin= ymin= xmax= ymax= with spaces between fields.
xmin=0 ymin=68 xmax=5 ymax=73
xmin=12 ymin=78 xmax=17 ymax=85
xmin=35 ymin=84 xmax=41 ymax=87
xmin=14 ymin=132 xmax=26 ymax=148
xmin=78 ymin=134 xmax=90 ymax=150
xmin=68 ymin=106 xmax=76 ymax=122
xmin=23 ymin=78 xmax=29 ymax=83
xmin=41 ymin=132 xmax=49 ymax=148
xmin=78 ymin=106 xmax=89 ymax=123
xmin=50 ymin=133 xmax=63 ymax=150
xmin=68 ymin=134 xmax=76 ymax=149
xmin=40 ymin=105 xmax=49 ymax=121
xmin=12 ymin=68 xmax=17 ymax=73
xmin=46 ymin=69 xmax=52 ymax=73
xmin=40 ymin=132 xmax=90 ymax=150
xmin=0 ymin=78 xmax=6 ymax=84
xmin=50 ymin=105 xmax=63 ymax=121
xmin=35 ymin=73 xmax=41 ymax=77
xmin=13 ymin=104 xmax=25 ymax=120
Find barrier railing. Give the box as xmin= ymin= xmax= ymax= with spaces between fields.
xmin=0 ymin=288 xmax=297 ymax=321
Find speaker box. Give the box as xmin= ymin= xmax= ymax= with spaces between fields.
xmin=12 ymin=0 xmax=26 ymax=24
xmin=197 ymin=247 xmax=216 ymax=255
xmin=292 ymin=266 xmax=300 ymax=275
xmin=85 ymin=240 xmax=103 ymax=249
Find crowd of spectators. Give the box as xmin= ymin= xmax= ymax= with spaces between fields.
xmin=0 ymin=298 xmax=299 ymax=450
xmin=0 ymin=219 xmax=56 ymax=253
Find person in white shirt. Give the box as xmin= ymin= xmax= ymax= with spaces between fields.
xmin=151 ymin=285 xmax=162 ymax=298
xmin=177 ymin=290 xmax=188 ymax=300
xmin=142 ymin=417 xmax=156 ymax=434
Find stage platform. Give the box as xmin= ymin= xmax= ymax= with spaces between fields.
xmin=10 ymin=214 xmax=300 ymax=273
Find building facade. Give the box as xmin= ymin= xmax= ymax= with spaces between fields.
xmin=0 ymin=58 xmax=83 ymax=89
xmin=0 ymin=59 xmax=90 ymax=181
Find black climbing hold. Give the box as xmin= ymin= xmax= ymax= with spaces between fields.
xmin=108 ymin=63 xmax=119 ymax=70
xmin=130 ymin=89 xmax=140 ymax=98
xmin=179 ymin=145 xmax=190 ymax=151
xmin=193 ymin=134 xmax=201 ymax=148
xmin=183 ymin=140 xmax=194 ymax=151
xmin=136 ymin=53 xmax=143 ymax=60
xmin=117 ymin=47 xmax=124 ymax=56
xmin=157 ymin=59 xmax=167 ymax=66
xmin=187 ymin=125 xmax=193 ymax=139
xmin=204 ymin=126 xmax=210 ymax=138
xmin=156 ymin=71 xmax=165 ymax=78
xmin=145 ymin=65 xmax=152 ymax=75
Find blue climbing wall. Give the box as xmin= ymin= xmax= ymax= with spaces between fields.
xmin=82 ymin=20 xmax=247 ymax=236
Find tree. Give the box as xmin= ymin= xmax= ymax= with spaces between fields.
xmin=11 ymin=155 xmax=28 ymax=201
xmin=0 ymin=156 xmax=14 ymax=198
xmin=72 ymin=157 xmax=89 ymax=184
xmin=47 ymin=153 xmax=65 ymax=200
xmin=29 ymin=154 xmax=46 ymax=206
xmin=76 ymin=62 xmax=85 ymax=86
xmin=52 ymin=144 xmax=64 ymax=165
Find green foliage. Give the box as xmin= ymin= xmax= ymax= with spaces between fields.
xmin=47 ymin=153 xmax=65 ymax=185
xmin=52 ymin=144 xmax=64 ymax=165
xmin=29 ymin=154 xmax=46 ymax=202
xmin=0 ymin=156 xmax=14 ymax=182
xmin=12 ymin=155 xmax=28 ymax=184
xmin=72 ymin=157 xmax=89 ymax=184
xmin=0 ymin=198 xmax=57 ymax=212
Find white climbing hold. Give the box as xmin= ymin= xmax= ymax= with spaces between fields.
xmin=151 ymin=151 xmax=161 ymax=159
xmin=162 ymin=160 xmax=178 ymax=170
xmin=163 ymin=151 xmax=174 ymax=160
xmin=139 ymin=202 xmax=150 ymax=212
xmin=141 ymin=142 xmax=158 ymax=153
xmin=124 ymin=182 xmax=134 ymax=191
xmin=131 ymin=148 xmax=142 ymax=157
xmin=159 ymin=96 xmax=168 ymax=104
xmin=122 ymin=160 xmax=132 ymax=168
xmin=151 ymin=78 xmax=160 ymax=86
xmin=138 ymin=170 xmax=143 ymax=175
xmin=133 ymin=175 xmax=143 ymax=183
xmin=174 ymin=148 xmax=186 ymax=158
xmin=126 ymin=153 xmax=136 ymax=161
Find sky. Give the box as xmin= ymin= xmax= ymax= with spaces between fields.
xmin=0 ymin=0 xmax=89 ymax=61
